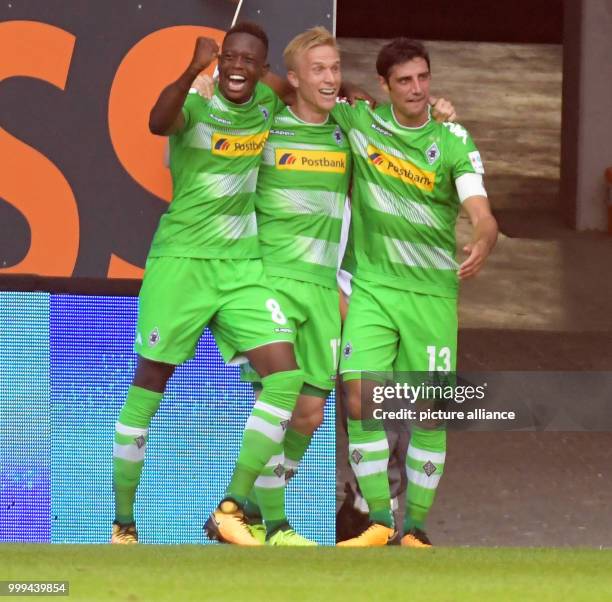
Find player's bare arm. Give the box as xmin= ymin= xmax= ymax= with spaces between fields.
xmin=149 ymin=37 xmax=219 ymax=136
xmin=459 ymin=196 xmax=498 ymax=279
xmin=262 ymin=71 xmax=296 ymax=104
xmin=339 ymin=80 xmax=377 ymax=106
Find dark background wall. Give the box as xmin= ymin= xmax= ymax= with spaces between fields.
xmin=337 ymin=0 xmax=563 ymax=43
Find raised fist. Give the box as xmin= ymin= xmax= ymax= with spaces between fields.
xmin=190 ymin=37 xmax=219 ymax=73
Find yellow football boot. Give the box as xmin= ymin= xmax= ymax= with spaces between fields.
xmin=111 ymin=521 xmax=138 ymax=544
xmin=204 ymin=499 xmax=263 ymax=546
xmin=401 ymin=528 xmax=433 ymax=548
xmin=337 ymin=523 xmax=395 ymax=547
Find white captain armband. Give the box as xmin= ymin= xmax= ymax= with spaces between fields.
xmin=455 ymin=173 xmax=487 ymax=203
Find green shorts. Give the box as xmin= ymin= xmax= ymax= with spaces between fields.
xmin=134 ymin=257 xmax=296 ymax=365
xmin=241 ymin=276 xmax=341 ymax=394
xmin=340 ymin=278 xmax=457 ymax=380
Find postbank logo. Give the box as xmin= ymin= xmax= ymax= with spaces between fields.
xmin=275 ymin=149 xmax=347 ymax=174
xmin=211 ymin=131 xmax=268 ymax=157
xmin=366 ymin=144 xmax=435 ymax=192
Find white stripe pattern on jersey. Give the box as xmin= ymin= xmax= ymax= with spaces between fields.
xmin=385 ymin=237 xmax=458 ymax=270
xmin=368 ymin=182 xmax=441 ymax=229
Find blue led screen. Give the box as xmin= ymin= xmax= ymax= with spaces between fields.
xmin=0 ymin=292 xmax=335 ymax=545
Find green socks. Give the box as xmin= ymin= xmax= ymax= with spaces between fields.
xmin=404 ymin=427 xmax=446 ymax=532
xmin=113 ymin=385 xmax=163 ymax=524
xmin=225 ymin=370 xmax=303 ymax=524
xmin=347 ymin=418 xmax=392 ymax=527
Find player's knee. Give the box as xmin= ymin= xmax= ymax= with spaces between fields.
xmin=247 ymin=342 xmax=298 ymax=377
xmin=133 ymin=357 xmax=175 ymax=392
xmin=345 ymin=393 xmax=363 ymax=421
xmin=301 ymin=405 xmax=325 ymax=434
xmin=260 ymin=369 xmax=305 ymax=412
xmin=411 ymin=425 xmax=447 ymax=450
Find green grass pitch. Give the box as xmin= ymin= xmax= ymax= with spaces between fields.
xmin=2 ymin=545 xmax=612 ymax=602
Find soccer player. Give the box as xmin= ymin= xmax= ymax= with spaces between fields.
xmin=234 ymin=27 xmax=350 ymax=544
xmin=235 ymin=29 xmax=456 ymax=544
xmin=333 ymin=38 xmax=498 ymax=547
xmin=111 ymin=22 xmax=306 ymax=546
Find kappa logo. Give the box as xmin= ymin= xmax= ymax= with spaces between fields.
xmin=343 ymin=342 xmax=353 ymax=358
xmin=444 ymin=122 xmax=468 ymax=145
xmin=148 ymin=327 xmax=160 ymax=346
xmin=279 ymin=152 xmax=297 ymax=165
xmin=273 ymin=464 xmax=285 ymax=478
xmin=213 ymin=138 xmax=230 ymax=151
xmin=371 ymin=122 xmax=394 ymax=137
xmin=259 ymin=105 xmax=270 ymax=120
xmin=280 ymin=419 xmax=289 ymax=431
xmin=270 ymin=128 xmax=295 ymax=137
xmin=210 ymin=113 xmax=231 ymax=125
xmin=134 ymin=435 xmax=146 ymax=449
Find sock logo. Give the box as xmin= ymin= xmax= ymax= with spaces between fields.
xmin=280 ymin=419 xmax=289 ymax=431
xmin=422 ymin=460 xmax=437 ymax=476
xmin=134 ymin=435 xmax=146 ymax=449
xmin=351 ymin=449 xmax=363 ymax=464
xmin=273 ymin=464 xmax=285 ymax=478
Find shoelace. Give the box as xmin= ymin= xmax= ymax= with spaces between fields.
xmin=355 ymin=524 xmax=380 ymax=540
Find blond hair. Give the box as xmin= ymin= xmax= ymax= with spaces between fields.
xmin=283 ymin=26 xmax=338 ymax=71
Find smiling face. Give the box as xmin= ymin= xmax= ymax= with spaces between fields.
xmin=218 ymin=32 xmax=268 ymax=103
xmin=288 ymin=44 xmax=341 ymax=118
xmin=381 ymin=57 xmax=431 ymax=126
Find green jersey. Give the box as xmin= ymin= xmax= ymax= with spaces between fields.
xmin=254 ymin=107 xmax=352 ymax=288
xmin=148 ymin=82 xmax=283 ymax=260
xmin=332 ymin=101 xmax=485 ymax=298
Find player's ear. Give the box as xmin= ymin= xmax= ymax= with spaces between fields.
xmin=378 ymin=75 xmax=389 ymax=94
xmin=287 ymin=69 xmax=299 ymax=89
xmin=260 ymin=62 xmax=270 ymax=78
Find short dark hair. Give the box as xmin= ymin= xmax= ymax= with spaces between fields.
xmin=376 ymin=38 xmax=430 ymax=81
xmin=224 ymin=21 xmax=269 ymax=55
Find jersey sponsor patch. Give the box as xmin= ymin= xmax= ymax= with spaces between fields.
xmin=211 ymin=131 xmax=268 ymax=157
xmin=275 ymin=148 xmax=347 ymax=174
xmin=366 ymin=144 xmax=435 ymax=192
xmin=468 ymin=150 xmax=484 ymax=174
